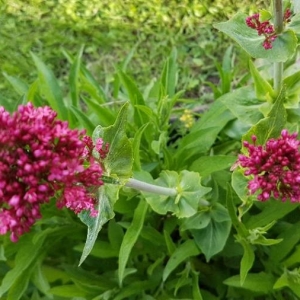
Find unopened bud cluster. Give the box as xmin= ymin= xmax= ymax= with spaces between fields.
xmin=245 ymin=9 xmax=291 ymax=49
xmin=238 ymin=130 xmax=300 ymax=202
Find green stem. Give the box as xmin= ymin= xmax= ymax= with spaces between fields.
xmin=125 ymin=178 xmax=177 ymax=196
xmin=273 ymin=0 xmax=284 ymax=92
xmin=273 ymin=62 xmax=283 ymax=92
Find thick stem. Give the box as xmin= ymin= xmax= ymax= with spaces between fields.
xmin=273 ymin=0 xmax=284 ymax=92
xmin=273 ymin=0 xmax=283 ymax=33
xmin=273 ymin=62 xmax=283 ymax=92
xmin=125 ymin=178 xmax=177 ymax=196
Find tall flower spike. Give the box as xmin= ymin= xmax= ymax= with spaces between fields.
xmin=0 ymin=103 xmax=105 ymax=242
xmin=238 ymin=130 xmax=300 ymax=202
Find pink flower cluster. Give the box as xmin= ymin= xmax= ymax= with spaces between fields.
xmin=246 ymin=13 xmax=277 ymax=49
xmin=238 ymin=130 xmax=300 ymax=202
xmin=245 ymin=9 xmax=292 ymax=50
xmin=0 ymin=103 xmax=107 ymax=242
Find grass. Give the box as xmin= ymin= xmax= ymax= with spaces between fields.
xmin=0 ymin=0 xmax=266 ymax=104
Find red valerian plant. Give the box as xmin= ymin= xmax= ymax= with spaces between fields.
xmin=246 ymin=8 xmax=292 ymax=49
xmin=238 ymin=130 xmax=300 ymax=202
xmin=0 ymin=103 xmax=106 ymax=242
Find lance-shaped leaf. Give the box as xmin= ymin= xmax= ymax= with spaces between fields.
xmin=144 ymin=170 xmax=211 ymax=218
xmin=242 ymin=87 xmax=287 ymax=145
xmin=93 ymin=102 xmax=133 ymax=179
xmin=78 ymin=183 xmax=119 ymax=265
xmin=31 ymin=52 xmax=68 ymax=120
xmin=214 ymin=12 xmax=297 ymax=62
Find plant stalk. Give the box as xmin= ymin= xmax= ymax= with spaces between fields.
xmin=125 ymin=178 xmax=177 ymax=196
xmin=273 ymin=0 xmax=284 ymax=92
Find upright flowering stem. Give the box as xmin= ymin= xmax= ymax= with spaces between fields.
xmin=273 ymin=0 xmax=284 ymax=93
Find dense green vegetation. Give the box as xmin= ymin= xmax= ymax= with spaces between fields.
xmin=0 ymin=0 xmax=265 ymax=103
xmin=5 ymin=1 xmax=300 ymax=300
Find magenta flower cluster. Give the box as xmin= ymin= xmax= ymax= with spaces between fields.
xmin=0 ymin=103 xmax=106 ymax=242
xmin=245 ymin=9 xmax=292 ymax=50
xmin=246 ymin=13 xmax=277 ymax=49
xmin=238 ymin=130 xmax=300 ymax=202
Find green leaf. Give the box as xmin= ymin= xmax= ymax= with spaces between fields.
xmin=80 ymin=67 xmax=108 ymax=103
xmin=164 ymin=230 xmax=176 ymax=255
xmin=30 ymin=52 xmax=68 ymax=120
xmin=220 ymin=86 xmax=264 ymax=125
xmin=118 ymin=71 xmax=145 ymax=106
xmin=74 ymin=241 xmax=119 ymax=258
xmin=214 ymin=12 xmax=297 ymax=62
xmin=0 ymin=245 xmax=6 ymax=261
xmin=211 ymin=203 xmax=231 ymax=222
xmin=42 ymin=265 xmax=70 ymax=284
xmin=141 ymin=226 xmax=165 ymax=246
xmin=114 ymin=280 xmax=158 ymax=300
xmin=192 ymin=272 xmax=203 ymax=300
xmin=108 ymin=219 xmax=124 ymax=251
xmin=0 ymin=236 xmax=46 ymax=297
xmin=284 ymin=69 xmax=300 ymax=94
xmin=69 ymin=45 xmax=84 ymax=107
xmin=231 ymin=168 xmax=253 ymax=204
xmin=31 ymin=259 xmax=51 ymax=297
xmin=63 ymin=265 xmax=116 ymax=290
xmin=93 ymin=102 xmax=133 ymax=179
xmin=190 ymin=155 xmax=237 ymax=178
xmin=283 ymin=245 xmax=300 ymax=267
xmin=160 ymin=48 xmax=177 ymax=97
xmin=245 ymin=201 xmax=299 ymax=229
xmin=274 ymin=269 xmax=300 ymax=297
xmin=162 ymin=239 xmax=200 ymax=282
xmin=132 ymin=123 xmax=149 ymax=171
xmin=175 ymin=101 xmax=234 ymax=167
xmin=288 ymin=13 xmax=300 ymax=37
xmin=174 ymin=267 xmax=191 ymax=296
xmin=191 ymin=207 xmax=231 ymax=262
xmin=78 ymin=183 xmax=119 ymax=265
xmin=82 ymin=96 xmax=115 ymax=126
xmin=242 ymin=87 xmax=287 ymax=145
xmin=49 ymin=285 xmax=86 ymax=297
xmin=224 ymin=272 xmax=274 ymax=293
xmin=7 ymin=269 xmax=31 ymax=300
xmin=269 ymin=221 xmax=300 ymax=262
xmin=180 ymin=211 xmax=211 ymax=231
xmin=248 ymin=59 xmax=274 ymax=100
xmin=213 ymin=46 xmax=233 ymax=96
xmin=144 ymin=170 xmax=211 ymax=218
xmin=26 ymin=79 xmax=42 ymax=107
xmin=62 ymin=48 xmax=108 ymax=103
xmin=118 ymin=70 xmax=145 ymax=127
xmin=238 ymin=238 xmax=255 ymax=285
xmin=69 ymin=105 xmax=95 ymax=135
xmin=226 ymin=185 xmax=249 ymax=237
xmin=3 ymin=73 xmax=28 ymax=96
xmin=118 ymin=199 xmax=148 ymax=286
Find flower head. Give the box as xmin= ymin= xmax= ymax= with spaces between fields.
xmin=237 ymin=130 xmax=300 ymax=202
xmin=0 ymin=103 xmax=106 ymax=242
